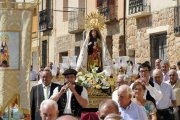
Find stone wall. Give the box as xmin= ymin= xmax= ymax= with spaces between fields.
xmin=105 ymin=19 xmax=125 ymax=59
xmin=55 ymin=34 xmax=75 ymax=65
xmin=126 ymin=7 xmax=180 ymax=65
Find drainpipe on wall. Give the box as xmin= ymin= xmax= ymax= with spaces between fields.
xmin=123 ymin=0 xmax=126 ymax=56
xmin=37 ymin=0 xmax=41 ymax=69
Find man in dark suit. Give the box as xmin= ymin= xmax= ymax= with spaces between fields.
xmin=30 ymin=67 xmax=60 ymax=120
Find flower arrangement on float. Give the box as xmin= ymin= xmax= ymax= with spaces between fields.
xmin=76 ymin=66 xmax=114 ymax=96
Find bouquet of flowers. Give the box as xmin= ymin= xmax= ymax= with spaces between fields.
xmin=76 ymin=67 xmax=113 ymax=96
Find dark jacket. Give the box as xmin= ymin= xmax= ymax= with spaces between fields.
xmin=57 ymin=85 xmax=83 ymax=117
xmin=30 ymin=82 xmax=60 ymax=120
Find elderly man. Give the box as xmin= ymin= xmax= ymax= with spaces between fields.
xmin=112 ymin=74 xmax=128 ymax=105
xmin=153 ymin=69 xmax=177 ymax=120
xmin=118 ymin=85 xmax=148 ymax=120
xmin=50 ymin=68 xmax=88 ymax=117
xmin=98 ymin=99 xmax=120 ymax=120
xmin=132 ymin=63 xmax=162 ymax=105
xmin=166 ymin=69 xmax=180 ymax=119
xmin=161 ymin=60 xmax=170 ymax=81
xmin=30 ymin=67 xmax=60 ymax=120
xmin=155 ymin=59 xmax=161 ymax=69
xmin=40 ymin=99 xmax=58 ymax=120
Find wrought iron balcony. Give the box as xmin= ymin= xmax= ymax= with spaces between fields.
xmin=174 ymin=6 xmax=180 ymax=36
xmin=128 ymin=0 xmax=151 ymax=18
xmin=39 ymin=9 xmax=53 ymax=32
xmin=68 ymin=8 xmax=85 ymax=33
xmin=98 ymin=5 xmax=117 ymax=23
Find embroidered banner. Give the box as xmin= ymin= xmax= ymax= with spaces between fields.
xmin=0 ymin=2 xmax=35 ymax=114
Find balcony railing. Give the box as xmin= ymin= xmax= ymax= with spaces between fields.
xmin=39 ymin=9 xmax=53 ymax=32
xmin=174 ymin=6 xmax=180 ymax=36
xmin=98 ymin=5 xmax=118 ymax=23
xmin=128 ymin=0 xmax=151 ymax=17
xmin=68 ymin=8 xmax=85 ymax=33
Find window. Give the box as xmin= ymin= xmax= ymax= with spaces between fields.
xmin=97 ymin=0 xmax=103 ymax=7
xmin=174 ymin=6 xmax=180 ymax=34
xmin=39 ymin=0 xmax=53 ymax=31
xmin=97 ymin=0 xmax=116 ymax=21
xmin=75 ymin=47 xmax=80 ymax=60
xmin=75 ymin=32 xmax=83 ymax=42
xmin=106 ymin=36 xmax=113 ymax=58
xmin=59 ymin=52 xmax=68 ymax=63
xmin=150 ymin=33 xmax=167 ymax=68
xmin=42 ymin=40 xmax=47 ymax=67
xmin=97 ymin=0 xmax=115 ymax=7
xmin=129 ymin=0 xmax=144 ymax=14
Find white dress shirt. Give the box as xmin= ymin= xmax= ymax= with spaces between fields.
xmin=145 ymin=82 xmax=163 ymax=101
xmin=42 ymin=83 xmax=51 ymax=99
xmin=119 ymin=101 xmax=148 ymax=120
xmin=156 ymin=82 xmax=176 ymax=109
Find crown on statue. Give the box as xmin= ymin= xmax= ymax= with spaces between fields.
xmin=0 ymin=33 xmax=9 ymax=42
xmin=85 ymin=12 xmax=105 ymax=31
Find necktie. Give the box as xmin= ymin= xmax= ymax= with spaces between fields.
xmin=44 ymin=86 xmax=49 ymax=100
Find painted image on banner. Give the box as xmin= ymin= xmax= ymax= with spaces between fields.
xmin=0 ymin=32 xmax=19 ymax=69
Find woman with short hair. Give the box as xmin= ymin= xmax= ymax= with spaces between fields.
xmin=132 ymin=81 xmax=157 ymax=120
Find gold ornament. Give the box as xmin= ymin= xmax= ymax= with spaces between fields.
xmin=85 ymin=12 xmax=105 ymax=31
xmin=0 ymin=33 xmax=9 ymax=42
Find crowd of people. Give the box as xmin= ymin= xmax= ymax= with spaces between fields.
xmin=28 ymin=59 xmax=180 ymax=120
xmin=110 ymin=59 xmax=180 ymax=120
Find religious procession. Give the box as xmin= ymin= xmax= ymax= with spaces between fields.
xmin=0 ymin=0 xmax=180 ymax=120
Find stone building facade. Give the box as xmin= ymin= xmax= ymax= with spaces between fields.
xmin=126 ymin=0 xmax=180 ymax=67
xmin=31 ymin=0 xmax=180 ymax=71
xmin=54 ymin=0 xmax=126 ymax=66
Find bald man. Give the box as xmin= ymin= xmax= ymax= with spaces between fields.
xmin=153 ymin=69 xmax=176 ymax=120
xmin=118 ymin=85 xmax=148 ymax=120
xmin=155 ymin=59 xmax=161 ymax=69
xmin=98 ymin=99 xmax=120 ymax=120
xmin=166 ymin=69 xmax=180 ymax=119
xmin=112 ymin=74 xmax=128 ymax=105
xmin=40 ymin=99 xmax=58 ymax=120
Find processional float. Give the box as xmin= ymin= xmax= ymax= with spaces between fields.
xmin=0 ymin=0 xmax=37 ymax=119
xmin=60 ymin=12 xmax=139 ymax=101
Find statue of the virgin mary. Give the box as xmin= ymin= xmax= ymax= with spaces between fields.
xmin=87 ymin=29 xmax=102 ymax=72
xmin=76 ymin=12 xmax=112 ymax=72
